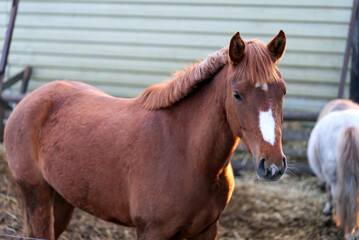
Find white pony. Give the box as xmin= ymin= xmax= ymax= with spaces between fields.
xmin=308 ymin=99 xmax=359 ymax=238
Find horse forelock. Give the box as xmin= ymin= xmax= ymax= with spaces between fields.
xmin=233 ymin=39 xmax=280 ymax=86
xmin=140 ymin=47 xmax=229 ymax=110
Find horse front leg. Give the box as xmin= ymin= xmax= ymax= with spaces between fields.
xmin=187 ymin=221 xmax=219 ymax=240
xmin=137 ymin=231 xmax=166 ymax=240
xmin=136 ymin=221 xmax=219 ymax=240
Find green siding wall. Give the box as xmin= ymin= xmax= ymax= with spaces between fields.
xmin=0 ymin=0 xmax=354 ymax=112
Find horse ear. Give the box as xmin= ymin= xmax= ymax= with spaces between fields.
xmin=267 ymin=30 xmax=286 ymax=62
xmin=229 ymin=32 xmax=246 ymax=64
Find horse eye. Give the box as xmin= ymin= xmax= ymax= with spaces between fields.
xmin=283 ymin=90 xmax=287 ymax=96
xmin=233 ymin=91 xmax=243 ymax=102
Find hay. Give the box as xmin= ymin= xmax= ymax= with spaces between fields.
xmin=0 ymin=143 xmax=344 ymax=240
xmin=219 ymin=173 xmax=343 ymax=240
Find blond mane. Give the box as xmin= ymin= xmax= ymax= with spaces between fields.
xmin=140 ymin=39 xmax=280 ymax=110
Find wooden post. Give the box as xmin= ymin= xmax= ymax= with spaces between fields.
xmin=350 ymin=0 xmax=359 ymax=103
xmin=0 ymin=0 xmax=20 ymax=142
xmin=0 ymin=0 xmax=19 ymax=90
xmin=338 ymin=0 xmax=358 ymax=98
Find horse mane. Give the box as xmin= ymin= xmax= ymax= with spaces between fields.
xmin=140 ymin=39 xmax=280 ymax=110
xmin=139 ymin=47 xmax=228 ymax=110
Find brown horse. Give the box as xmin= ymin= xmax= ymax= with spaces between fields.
xmin=5 ymin=30 xmax=287 ymax=240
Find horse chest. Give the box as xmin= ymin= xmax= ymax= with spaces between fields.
xmin=133 ymin=167 xmax=234 ymax=238
xmin=173 ymin=172 xmax=235 ymax=237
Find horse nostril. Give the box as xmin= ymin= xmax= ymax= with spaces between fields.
xmin=257 ymin=157 xmax=286 ymax=181
xmin=258 ymin=158 xmax=266 ymax=175
xmin=281 ymin=156 xmax=287 ymax=174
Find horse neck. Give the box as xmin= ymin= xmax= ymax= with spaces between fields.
xmin=168 ymin=65 xmax=237 ymax=175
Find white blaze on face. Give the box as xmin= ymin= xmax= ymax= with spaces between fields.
xmin=255 ymin=82 xmax=268 ymax=91
xmin=259 ymin=109 xmax=276 ymax=145
xmin=262 ymin=83 xmax=268 ymax=91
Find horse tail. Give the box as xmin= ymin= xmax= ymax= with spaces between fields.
xmin=336 ymin=126 xmax=359 ymax=233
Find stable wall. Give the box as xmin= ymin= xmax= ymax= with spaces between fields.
xmin=0 ymin=0 xmax=353 ymax=112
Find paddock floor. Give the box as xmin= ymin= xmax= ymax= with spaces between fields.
xmin=0 ymin=144 xmax=344 ymax=240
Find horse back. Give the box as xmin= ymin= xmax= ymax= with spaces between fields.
xmin=5 ymin=80 xmax=134 ymax=152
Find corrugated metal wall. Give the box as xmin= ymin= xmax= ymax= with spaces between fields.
xmin=0 ymin=0 xmax=354 ymax=113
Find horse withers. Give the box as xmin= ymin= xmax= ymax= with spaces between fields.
xmin=5 ymin=31 xmax=287 ymax=240
xmin=308 ymin=99 xmax=359 ymax=239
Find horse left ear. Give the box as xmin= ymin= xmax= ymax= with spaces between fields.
xmin=267 ymin=30 xmax=286 ymax=62
xmin=229 ymin=32 xmax=246 ymax=64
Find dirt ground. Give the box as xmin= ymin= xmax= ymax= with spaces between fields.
xmin=0 ymin=141 xmax=345 ymax=240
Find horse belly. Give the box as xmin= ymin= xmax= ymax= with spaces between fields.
xmin=39 ymin=137 xmax=135 ymax=226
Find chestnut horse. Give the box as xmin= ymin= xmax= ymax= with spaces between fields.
xmin=308 ymin=100 xmax=359 ymax=238
xmin=5 ymin=31 xmax=287 ymax=240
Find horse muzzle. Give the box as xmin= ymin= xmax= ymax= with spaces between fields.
xmin=256 ymin=156 xmax=287 ymax=181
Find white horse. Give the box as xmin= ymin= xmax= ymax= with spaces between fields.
xmin=317 ymin=99 xmax=359 ymax=121
xmin=308 ymin=102 xmax=359 ymax=238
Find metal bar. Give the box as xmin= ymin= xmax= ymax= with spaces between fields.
xmin=1 ymin=69 xmax=24 ymax=90
xmin=0 ymin=72 xmax=4 ymax=90
xmin=283 ymin=110 xmax=318 ymax=122
xmin=0 ymin=0 xmax=20 ymax=91
xmin=338 ymin=0 xmax=358 ymax=98
xmin=1 ymin=92 xmax=25 ymax=103
xmin=0 ymin=102 xmax=5 ymax=142
xmin=4 ymin=109 xmax=11 ymax=119
xmin=2 ymin=66 xmax=32 ymax=92
xmin=20 ymin=66 xmax=32 ymax=94
xmin=350 ymin=0 xmax=359 ymax=103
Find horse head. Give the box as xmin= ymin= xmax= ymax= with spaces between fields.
xmin=225 ymin=30 xmax=287 ymax=181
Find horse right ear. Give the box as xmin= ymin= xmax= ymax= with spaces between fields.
xmin=229 ymin=32 xmax=246 ymax=64
xmin=267 ymin=30 xmax=286 ymax=62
